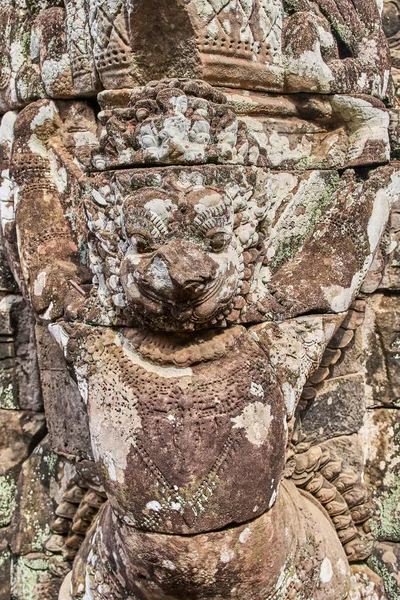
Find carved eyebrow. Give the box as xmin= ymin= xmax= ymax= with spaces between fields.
xmin=124 ymin=207 xmax=168 ymax=239
xmin=193 ymin=205 xmax=232 ymax=235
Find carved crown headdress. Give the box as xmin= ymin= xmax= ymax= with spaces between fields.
xmin=79 ymin=0 xmax=392 ymax=99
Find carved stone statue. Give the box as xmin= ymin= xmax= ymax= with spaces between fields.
xmin=0 ymin=1 xmax=399 ymax=599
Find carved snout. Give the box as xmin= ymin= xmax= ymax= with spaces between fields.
xmin=140 ymin=240 xmax=218 ymax=303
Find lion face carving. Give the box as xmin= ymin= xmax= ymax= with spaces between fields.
xmin=119 ymin=187 xmax=243 ymax=328
xmin=84 ymin=167 xmax=270 ymax=331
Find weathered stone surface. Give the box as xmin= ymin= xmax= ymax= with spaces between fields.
xmin=361 ymin=409 xmax=400 ymax=542
xmin=301 ymin=374 xmax=367 ymax=441
xmin=72 ymin=482 xmax=351 ymax=600
xmin=0 ymin=528 xmax=11 ymax=600
xmin=363 ymin=295 xmax=400 ymax=407
xmin=93 ymin=84 xmax=391 ymax=171
xmin=63 ymin=0 xmax=393 ymax=100
xmin=321 ymin=434 xmax=365 ymax=473
xmin=74 ymin=163 xmax=396 ymax=330
xmin=0 ymin=410 xmax=46 ymax=528
xmin=383 ymin=0 xmax=400 ymax=93
xmin=10 ymin=437 xmax=72 ymax=556
xmin=34 ymin=8 xmax=75 ymax=99
xmin=0 ymin=294 xmax=42 ymax=411
xmin=35 ymin=326 xmax=92 ymax=460
xmin=0 ymin=0 xmax=392 ymax=114
xmin=11 ymin=552 xmax=66 ymax=600
xmin=349 ymin=564 xmax=388 ymax=600
xmin=379 ymin=197 xmax=400 ymax=290
xmin=12 ymin=299 xmax=43 ymax=411
xmin=63 ymin=322 xmax=287 ymax=535
xmin=0 ymin=2 xmax=399 ymax=599
xmin=368 ymin=542 xmax=400 ymax=600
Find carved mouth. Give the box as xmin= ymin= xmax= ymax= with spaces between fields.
xmin=136 ymin=275 xmax=235 ymax=324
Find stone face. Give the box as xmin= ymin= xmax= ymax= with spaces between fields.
xmin=12 ymin=300 xmax=43 ymax=412
xmin=1 ymin=2 xmax=400 ymax=599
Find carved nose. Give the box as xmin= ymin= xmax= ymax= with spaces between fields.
xmin=144 ymin=240 xmax=217 ymax=301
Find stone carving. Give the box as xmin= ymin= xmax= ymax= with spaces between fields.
xmin=0 ymin=1 xmax=399 ymax=600
xmin=383 ymin=0 xmax=400 ymax=91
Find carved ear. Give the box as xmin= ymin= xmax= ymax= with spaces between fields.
xmin=252 ymin=314 xmax=344 ymax=417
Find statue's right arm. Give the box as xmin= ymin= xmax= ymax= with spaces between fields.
xmin=10 ymin=100 xmax=92 ymax=320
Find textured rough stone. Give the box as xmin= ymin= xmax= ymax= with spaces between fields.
xmin=379 ymin=197 xmax=400 ymax=290
xmin=361 ymin=409 xmax=400 ymax=542
xmin=12 ymin=299 xmax=43 ymax=411
xmin=71 ymin=482 xmax=351 ymax=600
xmin=11 ymin=552 xmax=66 ymax=600
xmin=10 ymin=437 xmax=70 ymax=556
xmin=383 ymin=0 xmax=400 ymax=92
xmin=301 ymin=374 xmax=367 ymax=441
xmin=0 ymin=2 xmax=399 ymax=599
xmin=35 ymin=326 xmax=92 ymax=460
xmin=0 ymin=410 xmax=46 ymax=528
xmin=0 ymin=528 xmax=11 ymax=600
xmin=360 ymin=295 xmax=400 ymax=407
xmin=349 ymin=564 xmax=388 ymax=600
xmin=93 ymin=85 xmax=391 ymax=171
xmin=368 ymin=542 xmax=400 ymax=600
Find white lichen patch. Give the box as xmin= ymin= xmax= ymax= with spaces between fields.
xmin=239 ymin=527 xmax=252 ymax=544
xmin=322 ymin=270 xmax=363 ymax=313
xmin=320 ymin=557 xmax=333 ymax=583
xmin=286 ymin=43 xmax=334 ymax=93
xmin=231 ymin=401 xmax=272 ymax=447
xmin=48 ymin=323 xmax=69 ymax=353
xmin=146 ymin=501 xmax=162 ymax=512
xmin=33 ymin=271 xmax=47 ymax=296
xmin=89 ymin=372 xmax=142 ymax=484
xmin=331 ymin=96 xmax=390 ymax=165
xmin=220 ymin=549 xmax=235 ymax=563
xmin=30 ymin=102 xmax=58 ymax=131
xmin=41 ymin=56 xmax=71 ymax=94
xmin=250 ymin=382 xmax=264 ymax=398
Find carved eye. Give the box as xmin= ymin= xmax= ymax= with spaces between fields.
xmin=207 ymin=230 xmax=232 ymax=253
xmin=132 ymin=233 xmax=155 ymax=254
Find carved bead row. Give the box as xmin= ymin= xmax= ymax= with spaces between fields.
xmin=46 ymin=481 xmax=107 ymax=562
xmin=288 ymin=445 xmax=375 ymax=562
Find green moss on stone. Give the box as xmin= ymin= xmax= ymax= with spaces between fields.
xmin=0 ymin=475 xmax=17 ymax=527
xmin=367 ymin=555 xmax=400 ymax=600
